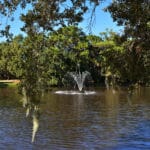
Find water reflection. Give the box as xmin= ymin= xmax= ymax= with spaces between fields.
xmin=21 ymin=87 xmax=40 ymax=142
xmin=0 ymin=87 xmax=149 ymax=149
xmin=32 ymin=108 xmax=40 ymax=142
xmin=40 ymin=88 xmax=150 ymax=149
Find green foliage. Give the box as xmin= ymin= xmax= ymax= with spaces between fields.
xmin=0 ymin=26 xmax=149 ymax=91
xmin=47 ymin=26 xmax=89 ymax=85
xmin=105 ymin=0 xmax=150 ymax=85
xmin=0 ymin=0 xmax=101 ymax=38
xmin=106 ymin=0 xmax=150 ymax=39
xmin=97 ymin=31 xmax=124 ymax=77
xmin=0 ymin=0 xmax=149 ymax=90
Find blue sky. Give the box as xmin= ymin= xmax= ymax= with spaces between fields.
xmin=79 ymin=0 xmax=123 ymax=35
xmin=0 ymin=0 xmax=123 ymax=41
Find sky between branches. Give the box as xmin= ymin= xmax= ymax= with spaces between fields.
xmin=0 ymin=0 xmax=123 ymax=41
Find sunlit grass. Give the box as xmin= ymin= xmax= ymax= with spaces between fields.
xmin=0 ymin=80 xmax=20 ymax=87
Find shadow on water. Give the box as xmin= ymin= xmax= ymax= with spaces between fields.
xmin=0 ymin=82 xmax=9 ymax=88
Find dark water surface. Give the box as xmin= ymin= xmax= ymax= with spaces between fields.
xmin=0 ymin=87 xmax=150 ymax=150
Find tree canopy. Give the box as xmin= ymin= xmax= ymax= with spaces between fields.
xmin=106 ymin=0 xmax=150 ymax=40
xmin=0 ymin=0 xmax=150 ymax=94
xmin=106 ymin=0 xmax=150 ymax=84
xmin=0 ymin=0 xmax=102 ymax=38
xmin=1 ymin=1 xmax=149 ymax=142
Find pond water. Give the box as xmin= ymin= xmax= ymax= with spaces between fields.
xmin=0 ymin=87 xmax=150 ymax=150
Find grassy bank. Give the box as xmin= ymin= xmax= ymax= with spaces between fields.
xmin=0 ymin=80 xmax=20 ymax=88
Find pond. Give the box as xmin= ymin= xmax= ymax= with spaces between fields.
xmin=0 ymin=87 xmax=150 ymax=150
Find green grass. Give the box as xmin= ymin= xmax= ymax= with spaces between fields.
xmin=0 ymin=81 xmax=19 ymax=88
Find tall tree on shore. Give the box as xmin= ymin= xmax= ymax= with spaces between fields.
xmin=106 ymin=0 xmax=150 ymax=40
xmin=106 ymin=0 xmax=150 ymax=84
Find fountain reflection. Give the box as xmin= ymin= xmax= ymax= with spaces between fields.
xmin=55 ymin=90 xmax=96 ymax=95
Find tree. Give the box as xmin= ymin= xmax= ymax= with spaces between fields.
xmin=97 ymin=30 xmax=124 ymax=87
xmin=105 ymin=0 xmax=150 ymax=85
xmin=85 ymin=34 xmax=103 ymax=84
xmin=0 ymin=35 xmax=24 ymax=79
xmin=106 ymin=0 xmax=150 ymax=40
xmin=0 ymin=0 xmax=102 ymax=38
xmin=0 ymin=42 xmax=12 ymax=79
xmin=46 ymin=26 xmax=89 ymax=86
xmin=0 ymin=0 xmax=105 ymax=98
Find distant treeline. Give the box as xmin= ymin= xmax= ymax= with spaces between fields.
xmin=0 ymin=26 xmax=149 ymax=87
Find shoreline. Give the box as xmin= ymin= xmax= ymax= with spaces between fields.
xmin=0 ymin=80 xmax=20 ymax=87
xmin=0 ymin=80 xmax=20 ymax=83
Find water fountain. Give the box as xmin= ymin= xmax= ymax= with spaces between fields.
xmin=55 ymin=64 xmax=96 ymax=95
xmin=68 ymin=71 xmax=90 ymax=92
